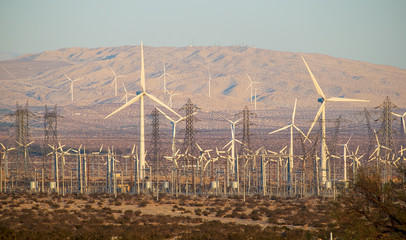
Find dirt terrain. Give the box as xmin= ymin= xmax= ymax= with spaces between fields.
xmin=0 ymin=192 xmax=334 ymax=239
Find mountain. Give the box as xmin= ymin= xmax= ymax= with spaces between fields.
xmin=0 ymin=45 xmax=404 ymax=112
xmin=0 ymin=51 xmax=20 ymax=61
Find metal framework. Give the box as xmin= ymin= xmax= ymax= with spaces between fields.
xmin=43 ymin=105 xmax=58 ymax=180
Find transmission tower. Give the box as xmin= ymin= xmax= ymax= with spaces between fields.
xmin=239 ymin=105 xmax=255 ymax=155
xmin=149 ymin=108 xmax=160 ymax=171
xmin=11 ymin=102 xmax=33 ymax=175
xmin=376 ymin=96 xmax=397 ymax=182
xmin=180 ymin=99 xmax=198 ymax=195
xmin=180 ymin=99 xmax=199 ymax=156
xmin=376 ymin=96 xmax=397 ymax=155
xmin=43 ymin=105 xmax=58 ymax=181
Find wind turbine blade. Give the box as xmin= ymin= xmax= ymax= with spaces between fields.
xmin=280 ymin=146 xmax=287 ymax=153
xmin=301 ymin=56 xmax=326 ymax=99
xmin=105 ymin=93 xmax=144 ymax=119
xmin=222 ymin=116 xmax=233 ymax=124
xmin=120 ymin=95 xmax=126 ymax=103
xmin=293 ymin=125 xmax=312 ymax=143
xmin=381 ymin=145 xmax=392 ymax=151
xmin=268 ymin=125 xmax=290 ymax=135
xmin=223 ymin=140 xmax=232 ymax=150
xmin=292 ymin=98 xmax=297 ymax=125
xmin=110 ymin=67 xmax=117 ymax=77
xmin=391 ymin=112 xmax=401 ymax=117
xmin=64 ymin=74 xmax=72 ymax=82
xmin=145 ymin=92 xmax=181 ymax=118
xmin=327 ymin=97 xmax=369 ymax=103
xmin=140 ymin=42 xmax=146 ymax=92
xmin=234 ymin=118 xmax=243 ymax=125
xmin=155 ymin=107 xmax=175 ymax=122
xmin=373 ymin=130 xmax=379 ymax=145
xmin=306 ymin=102 xmax=325 ymax=137
xmin=346 ymin=133 xmax=354 ymax=146
xmin=370 ymin=148 xmax=378 ymax=159
xmin=0 ymin=143 xmax=4 ymax=149
xmin=235 ymin=139 xmax=243 ymax=145
xmin=26 ymin=141 xmax=35 ymax=146
xmin=132 ymin=144 xmax=136 ymax=154
xmin=196 ymin=142 xmax=203 ymax=152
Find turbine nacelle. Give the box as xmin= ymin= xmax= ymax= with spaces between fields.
xmin=318 ymin=97 xmax=324 ymax=103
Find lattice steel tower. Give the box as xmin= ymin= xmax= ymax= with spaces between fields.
xmin=12 ymin=102 xmax=33 ymax=175
xmin=376 ymin=96 xmax=397 ymax=155
xmin=180 ymin=99 xmax=198 ymax=156
xmin=149 ymin=108 xmax=160 ymax=169
xmin=43 ymin=105 xmax=58 ymax=180
xmin=239 ymin=105 xmax=255 ymax=154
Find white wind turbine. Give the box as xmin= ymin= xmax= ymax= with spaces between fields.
xmin=391 ymin=111 xmax=406 ymax=134
xmin=222 ymin=117 xmax=243 ymax=177
xmin=246 ymin=73 xmax=259 ymax=102
xmin=339 ymin=134 xmax=353 ymax=186
xmin=302 ymin=56 xmax=369 ymax=185
xmin=369 ymin=129 xmax=392 ymax=172
xmin=157 ymin=62 xmax=174 ymax=94
xmin=268 ymin=98 xmax=310 ymax=188
xmin=120 ymin=83 xmax=136 ymax=103
xmin=349 ymin=146 xmax=364 ymax=179
xmin=0 ymin=143 xmax=15 ymax=185
xmin=167 ymin=90 xmax=182 ymax=108
xmin=110 ymin=67 xmax=126 ymax=97
xmin=105 ymin=42 xmax=181 ymax=179
xmin=64 ymin=74 xmax=83 ymax=102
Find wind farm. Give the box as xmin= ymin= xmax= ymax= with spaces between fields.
xmin=0 ymin=43 xmax=405 ymax=239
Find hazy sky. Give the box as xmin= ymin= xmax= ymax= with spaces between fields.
xmin=1 ymin=0 xmax=405 ymax=69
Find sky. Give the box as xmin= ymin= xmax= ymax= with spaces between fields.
xmin=1 ymin=0 xmax=405 ymax=69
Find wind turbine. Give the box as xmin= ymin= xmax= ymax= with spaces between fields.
xmin=369 ymin=129 xmax=392 ymax=173
xmin=64 ymin=74 xmax=82 ymax=102
xmin=0 ymin=143 xmax=15 ymax=191
xmin=120 ymin=83 xmax=136 ymax=103
xmin=110 ymin=67 xmax=126 ymax=97
xmin=222 ymin=117 xmax=243 ymax=178
xmin=349 ymin=146 xmax=364 ymax=179
xmin=268 ymin=98 xmax=310 ymax=191
xmin=339 ymin=134 xmax=353 ymax=186
xmin=246 ymin=73 xmax=259 ymax=102
xmin=301 ymin=56 xmax=369 ymax=185
xmin=157 ymin=62 xmax=174 ymax=94
xmin=391 ymin=111 xmax=406 ymax=134
xmin=105 ymin=42 xmax=181 ymax=180
xmin=167 ymin=90 xmax=182 ymax=108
